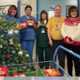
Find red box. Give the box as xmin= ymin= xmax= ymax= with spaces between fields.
xmin=13 ymin=73 xmax=26 ymax=77
xmin=19 ymin=73 xmax=26 ymax=77
xmin=43 ymin=68 xmax=61 ymax=77
xmin=0 ymin=67 xmax=9 ymax=76
xmin=26 ymin=20 xmax=35 ymax=26
xmin=18 ymin=23 xmax=27 ymax=29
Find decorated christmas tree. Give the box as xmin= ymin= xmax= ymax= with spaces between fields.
xmin=0 ymin=5 xmax=30 ymax=66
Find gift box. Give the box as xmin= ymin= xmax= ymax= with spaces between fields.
xmin=43 ymin=68 xmax=61 ymax=77
xmin=18 ymin=23 xmax=27 ymax=29
xmin=26 ymin=20 xmax=35 ymax=26
xmin=13 ymin=73 xmax=26 ymax=77
xmin=0 ymin=67 xmax=9 ymax=76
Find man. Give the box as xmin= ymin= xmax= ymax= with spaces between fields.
xmin=47 ymin=5 xmax=65 ymax=69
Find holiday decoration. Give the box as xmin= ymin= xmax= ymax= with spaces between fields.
xmin=8 ymin=30 xmax=13 ymax=35
xmin=8 ymin=9 xmax=12 ymax=13
xmin=18 ymin=23 xmax=27 ymax=29
xmin=18 ymin=51 xmax=23 ymax=56
xmin=0 ymin=44 xmax=3 ymax=48
xmin=26 ymin=20 xmax=35 ymax=26
xmin=26 ymin=54 xmax=29 ymax=57
xmin=0 ymin=5 xmax=30 ymax=66
xmin=9 ymin=38 xmax=14 ymax=45
xmin=0 ymin=67 xmax=9 ymax=76
xmin=12 ymin=73 xmax=26 ymax=77
xmin=7 ymin=55 xmax=10 ymax=59
xmin=14 ymin=30 xmax=19 ymax=34
xmin=43 ymin=68 xmax=61 ymax=77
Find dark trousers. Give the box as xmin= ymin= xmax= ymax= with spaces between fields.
xmin=37 ymin=46 xmax=50 ymax=68
xmin=64 ymin=43 xmax=80 ymax=76
xmin=50 ymin=39 xmax=65 ymax=69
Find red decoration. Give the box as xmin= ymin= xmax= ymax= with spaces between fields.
xmin=18 ymin=23 xmax=27 ymax=29
xmin=0 ymin=67 xmax=9 ymax=76
xmin=7 ymin=55 xmax=10 ymax=59
xmin=43 ymin=68 xmax=61 ymax=77
xmin=8 ymin=9 xmax=13 ymax=13
xmin=26 ymin=20 xmax=35 ymax=26
xmin=13 ymin=73 xmax=26 ymax=77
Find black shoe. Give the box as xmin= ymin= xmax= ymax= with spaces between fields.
xmin=30 ymin=67 xmax=36 ymax=71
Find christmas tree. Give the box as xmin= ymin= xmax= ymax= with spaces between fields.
xmin=0 ymin=5 xmax=30 ymax=66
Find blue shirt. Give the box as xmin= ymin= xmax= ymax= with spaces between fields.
xmin=5 ymin=14 xmax=18 ymax=22
xmin=18 ymin=15 xmax=36 ymax=41
xmin=4 ymin=14 xmax=20 ymax=39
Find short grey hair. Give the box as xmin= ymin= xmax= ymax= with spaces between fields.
xmin=54 ymin=5 xmax=62 ymax=9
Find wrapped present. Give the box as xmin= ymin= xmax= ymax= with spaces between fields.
xmin=13 ymin=73 xmax=26 ymax=77
xmin=18 ymin=23 xmax=27 ymax=29
xmin=26 ymin=20 xmax=35 ymax=26
xmin=0 ymin=67 xmax=9 ymax=76
xmin=19 ymin=73 xmax=26 ymax=77
xmin=43 ymin=68 xmax=61 ymax=77
xmin=12 ymin=73 xmax=19 ymax=77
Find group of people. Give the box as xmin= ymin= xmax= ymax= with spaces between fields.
xmin=4 ymin=4 xmax=80 ymax=76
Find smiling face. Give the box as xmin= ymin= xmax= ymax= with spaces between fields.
xmin=10 ymin=7 xmax=17 ymax=17
xmin=70 ymin=9 xmax=77 ymax=18
xmin=25 ymin=7 xmax=32 ymax=16
xmin=54 ymin=6 xmax=62 ymax=16
xmin=41 ymin=13 xmax=47 ymax=20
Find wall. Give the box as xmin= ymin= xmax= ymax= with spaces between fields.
xmin=38 ymin=0 xmax=77 ymax=18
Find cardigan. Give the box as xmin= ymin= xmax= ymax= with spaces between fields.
xmin=61 ymin=17 xmax=80 ymax=46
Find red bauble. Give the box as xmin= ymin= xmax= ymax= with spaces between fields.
xmin=7 ymin=55 xmax=10 ymax=59
xmin=8 ymin=9 xmax=12 ymax=13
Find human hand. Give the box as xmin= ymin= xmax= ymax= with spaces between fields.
xmin=49 ymin=39 xmax=53 ymax=47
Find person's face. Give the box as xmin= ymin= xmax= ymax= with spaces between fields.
xmin=54 ymin=6 xmax=62 ymax=16
xmin=41 ymin=13 xmax=47 ymax=20
xmin=25 ymin=7 xmax=32 ymax=16
xmin=70 ymin=10 xmax=77 ymax=18
xmin=10 ymin=7 xmax=17 ymax=17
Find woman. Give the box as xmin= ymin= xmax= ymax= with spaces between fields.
xmin=61 ymin=6 xmax=80 ymax=76
xmin=18 ymin=5 xmax=36 ymax=69
xmin=5 ymin=5 xmax=20 ymax=39
xmin=36 ymin=10 xmax=50 ymax=69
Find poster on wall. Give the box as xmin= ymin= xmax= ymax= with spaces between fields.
xmin=48 ymin=10 xmax=55 ymax=18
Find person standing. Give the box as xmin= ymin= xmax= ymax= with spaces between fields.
xmin=47 ymin=5 xmax=65 ymax=69
xmin=61 ymin=6 xmax=80 ymax=76
xmin=36 ymin=10 xmax=50 ymax=69
xmin=5 ymin=5 xmax=20 ymax=39
xmin=18 ymin=5 xmax=36 ymax=70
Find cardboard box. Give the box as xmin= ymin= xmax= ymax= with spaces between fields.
xmin=0 ymin=67 xmax=9 ymax=76
xmin=18 ymin=23 xmax=27 ymax=29
xmin=26 ymin=20 xmax=35 ymax=26
xmin=43 ymin=68 xmax=61 ymax=77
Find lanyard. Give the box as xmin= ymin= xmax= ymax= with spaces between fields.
xmin=55 ymin=16 xmax=61 ymax=27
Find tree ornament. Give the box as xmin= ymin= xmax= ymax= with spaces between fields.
xmin=8 ymin=30 xmax=13 ymax=35
xmin=18 ymin=51 xmax=23 ymax=56
xmin=26 ymin=54 xmax=29 ymax=57
xmin=7 ymin=55 xmax=10 ymax=59
xmin=8 ymin=9 xmax=12 ymax=13
xmin=12 ymin=50 xmax=15 ymax=54
xmin=14 ymin=30 xmax=19 ymax=34
xmin=2 ymin=10 xmax=6 ymax=14
xmin=0 ymin=44 xmax=3 ymax=48
xmin=9 ymin=38 xmax=14 ymax=45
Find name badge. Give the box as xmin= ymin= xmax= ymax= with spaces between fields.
xmin=41 ymin=29 xmax=45 ymax=33
xmin=55 ymin=27 xmax=59 ymax=31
